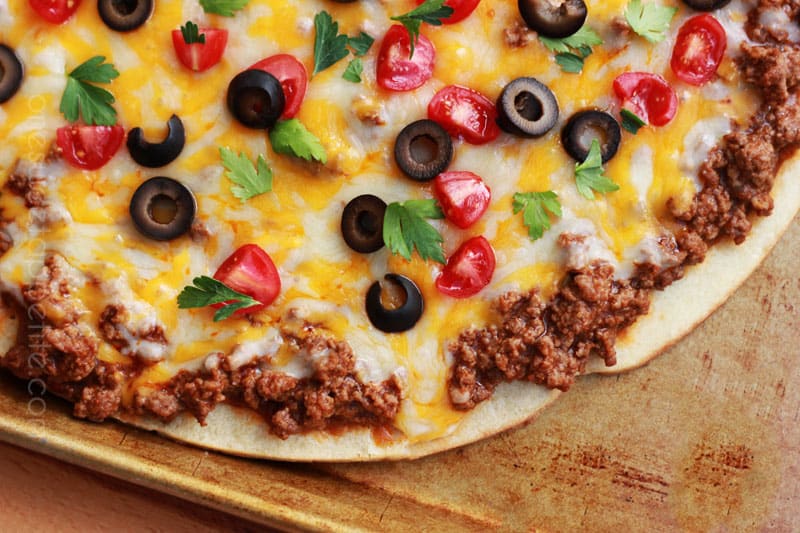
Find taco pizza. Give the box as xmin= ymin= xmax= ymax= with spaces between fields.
xmin=0 ymin=0 xmax=798 ymax=460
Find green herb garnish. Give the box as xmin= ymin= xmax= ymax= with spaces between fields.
xmin=178 ymin=276 xmax=260 ymax=321
xmin=574 ymin=139 xmax=620 ymax=200
xmin=198 ymin=0 xmax=249 ymax=17
xmin=390 ymin=0 xmax=453 ymax=57
xmin=269 ymin=119 xmax=327 ymax=163
xmin=59 ymin=56 xmax=119 ymax=126
xmin=219 ymin=147 xmax=273 ymax=202
xmin=383 ymin=199 xmax=446 ymax=263
xmin=512 ymin=191 xmax=563 ymax=241
xmin=624 ymin=0 xmax=677 ymax=43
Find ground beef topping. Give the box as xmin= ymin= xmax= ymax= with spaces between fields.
xmin=134 ymin=333 xmax=402 ymax=439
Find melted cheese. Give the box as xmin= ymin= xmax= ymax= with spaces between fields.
xmin=0 ymin=0 xmax=759 ymax=442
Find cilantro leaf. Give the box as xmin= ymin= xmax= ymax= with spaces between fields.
xmin=539 ymin=26 xmax=602 ymax=73
xmin=574 ymin=140 xmax=620 ymax=200
xmin=342 ymin=58 xmax=364 ymax=82
xmin=181 ymin=21 xmax=206 ymax=44
xmin=555 ymin=52 xmax=585 ymax=73
xmin=198 ymin=0 xmax=249 ymax=17
xmin=513 ymin=191 xmax=562 ymax=241
xmin=219 ymin=147 xmax=273 ymax=202
xmin=177 ymin=276 xmax=260 ymax=321
xmin=59 ymin=56 xmax=119 ymax=126
xmin=268 ymin=119 xmax=327 ymax=163
xmin=383 ymin=199 xmax=446 ymax=264
xmin=625 ymin=0 xmax=677 ymax=43
xmin=313 ymin=11 xmax=350 ymax=76
xmin=390 ymin=0 xmax=453 ymax=57
xmin=539 ymin=26 xmax=603 ymax=54
xmin=620 ymin=108 xmax=646 ymax=134
xmin=348 ymin=32 xmax=375 ymax=56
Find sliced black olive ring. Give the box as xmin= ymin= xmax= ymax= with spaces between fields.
xmin=681 ymin=0 xmax=731 ymax=11
xmin=561 ymin=110 xmax=622 ymax=163
xmin=496 ymin=77 xmax=559 ymax=138
xmin=98 ymin=0 xmax=154 ymax=32
xmin=341 ymin=194 xmax=387 ymax=253
xmin=0 ymin=44 xmax=24 ymax=104
xmin=127 ymin=114 xmax=186 ymax=168
xmin=518 ymin=0 xmax=588 ymax=39
xmin=227 ymin=70 xmax=285 ymax=130
xmin=130 ymin=177 xmax=196 ymax=241
xmin=366 ymin=274 xmax=424 ymax=333
xmin=394 ymin=119 xmax=453 ymax=181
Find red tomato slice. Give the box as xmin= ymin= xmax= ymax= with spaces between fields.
xmin=428 ymin=85 xmax=500 ymax=144
xmin=670 ymin=14 xmax=727 ymax=86
xmin=29 ymin=0 xmax=81 ymax=23
xmin=248 ymin=54 xmax=308 ymax=119
xmin=433 ymin=171 xmax=491 ymax=229
xmin=415 ymin=0 xmax=480 ymax=24
xmin=613 ymin=72 xmax=678 ymax=127
xmin=171 ymin=28 xmax=228 ymax=72
xmin=436 ymin=236 xmax=496 ymax=298
xmin=56 ymin=125 xmax=124 ymax=170
xmin=213 ymin=244 xmax=281 ymax=316
xmin=376 ymin=25 xmax=435 ymax=92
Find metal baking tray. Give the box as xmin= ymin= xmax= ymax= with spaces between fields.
xmin=2 ymin=217 xmax=798 ymax=530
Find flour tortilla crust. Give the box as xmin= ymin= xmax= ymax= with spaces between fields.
xmin=114 ymin=154 xmax=800 ymax=462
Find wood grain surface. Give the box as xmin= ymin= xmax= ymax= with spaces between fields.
xmin=0 ymin=216 xmax=798 ymax=531
xmin=0 ymin=441 xmax=265 ymax=532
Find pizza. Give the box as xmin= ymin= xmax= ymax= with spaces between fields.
xmin=0 ymin=0 xmax=798 ymax=461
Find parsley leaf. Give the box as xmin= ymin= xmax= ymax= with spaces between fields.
xmin=177 ymin=276 xmax=260 ymax=321
xmin=624 ymin=0 xmax=677 ymax=43
xmin=390 ymin=0 xmax=453 ymax=57
xmin=348 ymin=32 xmax=375 ymax=56
xmin=59 ymin=56 xmax=119 ymax=126
xmin=574 ymin=140 xmax=620 ymax=200
xmin=539 ymin=26 xmax=603 ymax=73
xmin=219 ymin=147 xmax=273 ymax=202
xmin=313 ymin=11 xmax=350 ymax=76
xmin=555 ymin=52 xmax=585 ymax=73
xmin=383 ymin=199 xmax=446 ymax=264
xmin=181 ymin=21 xmax=206 ymax=44
xmin=268 ymin=119 xmax=327 ymax=163
xmin=513 ymin=191 xmax=562 ymax=241
xmin=620 ymin=108 xmax=646 ymax=134
xmin=198 ymin=0 xmax=249 ymax=17
xmin=342 ymin=58 xmax=364 ymax=82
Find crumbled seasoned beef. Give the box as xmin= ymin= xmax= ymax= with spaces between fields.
xmin=449 ymin=263 xmax=650 ymax=409
xmin=5 ymin=164 xmax=46 ymax=208
xmin=134 ymin=334 xmax=403 ymax=439
xmin=503 ymin=21 xmax=535 ymax=48
xmin=746 ymin=1 xmax=800 ymax=44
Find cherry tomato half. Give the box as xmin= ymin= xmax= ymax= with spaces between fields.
xmin=428 ymin=85 xmax=500 ymax=144
xmin=248 ymin=54 xmax=308 ymax=119
xmin=171 ymin=28 xmax=228 ymax=72
xmin=436 ymin=236 xmax=496 ymax=298
xmin=613 ymin=72 xmax=678 ymax=127
xmin=376 ymin=25 xmax=435 ymax=92
xmin=415 ymin=0 xmax=480 ymax=24
xmin=29 ymin=0 xmax=81 ymax=24
xmin=213 ymin=244 xmax=281 ymax=316
xmin=433 ymin=171 xmax=491 ymax=229
xmin=56 ymin=124 xmax=125 ymax=170
xmin=670 ymin=14 xmax=727 ymax=86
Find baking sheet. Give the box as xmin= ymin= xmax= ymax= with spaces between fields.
xmin=1 ymin=215 xmax=798 ymax=531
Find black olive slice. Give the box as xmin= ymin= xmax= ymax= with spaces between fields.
xmin=394 ymin=119 xmax=453 ymax=181
xmin=227 ymin=70 xmax=285 ymax=130
xmin=366 ymin=274 xmax=424 ymax=333
xmin=130 ymin=177 xmax=196 ymax=241
xmin=518 ymin=0 xmax=587 ymax=39
xmin=0 ymin=44 xmax=23 ymax=104
xmin=561 ymin=110 xmax=622 ymax=163
xmin=127 ymin=115 xmax=185 ymax=168
xmin=681 ymin=0 xmax=731 ymax=11
xmin=496 ymin=77 xmax=559 ymax=138
xmin=341 ymin=194 xmax=387 ymax=253
xmin=98 ymin=0 xmax=154 ymax=32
